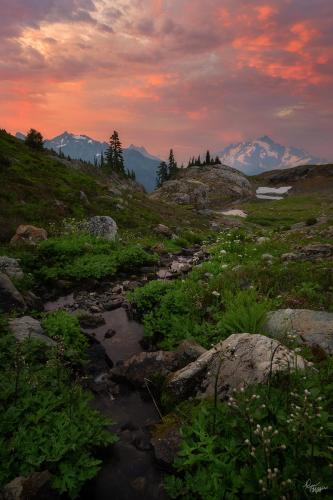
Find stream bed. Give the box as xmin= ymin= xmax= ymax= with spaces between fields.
xmin=43 ymin=247 xmax=208 ymax=499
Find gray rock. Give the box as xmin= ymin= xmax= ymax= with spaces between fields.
xmin=0 ymin=272 xmax=26 ymax=312
xmin=264 ymin=309 xmax=333 ymax=355
xmin=9 ymin=316 xmax=55 ymax=346
xmin=0 ymin=256 xmax=24 ymax=280
xmin=150 ymin=164 xmax=253 ymax=209
xmin=111 ymin=351 xmax=182 ymax=388
xmin=176 ymin=339 xmax=207 ymax=365
xmin=170 ymin=261 xmax=191 ymax=273
xmin=156 ymin=269 xmax=173 ymax=279
xmin=151 ymin=426 xmax=182 ymax=467
xmin=3 ymin=471 xmax=51 ymax=500
xmin=80 ymin=216 xmax=118 ymax=241
xmin=257 ymin=237 xmax=270 ymax=244
xmin=167 ymin=333 xmax=308 ymax=401
xmin=282 ymin=244 xmax=333 ymax=262
xmin=153 ymin=224 xmax=173 ymax=237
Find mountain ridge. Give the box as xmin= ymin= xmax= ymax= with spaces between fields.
xmin=216 ymin=136 xmax=327 ymax=175
xmin=16 ymin=131 xmax=161 ymax=192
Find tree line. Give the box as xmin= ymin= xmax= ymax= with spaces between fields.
xmin=23 ymin=128 xmax=136 ymax=180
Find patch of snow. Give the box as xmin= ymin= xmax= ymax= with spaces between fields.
xmin=73 ymin=135 xmax=86 ymax=140
xmin=221 ymin=209 xmax=248 ymax=218
xmin=256 ymin=186 xmax=292 ymax=195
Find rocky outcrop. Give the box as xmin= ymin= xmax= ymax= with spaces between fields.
xmin=111 ymin=340 xmax=206 ymax=389
xmin=0 ymin=256 xmax=24 ymax=280
xmin=150 ymin=164 xmax=253 ymax=209
xmin=281 ymin=244 xmax=333 ymax=262
xmin=151 ymin=426 xmax=182 ymax=468
xmin=10 ymin=225 xmax=47 ymax=246
xmin=167 ymin=333 xmax=308 ymax=401
xmin=9 ymin=316 xmax=56 ymax=346
xmin=79 ymin=215 xmax=118 ymax=241
xmin=0 ymin=272 xmax=26 ymax=312
xmin=264 ymin=309 xmax=333 ymax=355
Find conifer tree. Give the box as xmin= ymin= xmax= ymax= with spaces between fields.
xmin=156 ymin=161 xmax=168 ymax=187
xmin=168 ymin=149 xmax=178 ymax=179
xmin=215 ymin=155 xmax=221 ymax=164
xmin=105 ymin=130 xmax=125 ymax=175
xmin=25 ymin=128 xmax=44 ymax=150
xmin=205 ymin=150 xmax=211 ymax=165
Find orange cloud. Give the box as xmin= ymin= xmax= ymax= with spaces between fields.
xmin=255 ymin=5 xmax=277 ymax=21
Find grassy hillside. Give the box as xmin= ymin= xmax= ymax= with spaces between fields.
xmin=0 ymin=130 xmax=208 ymax=242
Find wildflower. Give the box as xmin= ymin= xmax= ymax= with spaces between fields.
xmin=244 ymin=439 xmax=250 ymax=445
xmin=211 ymin=290 xmax=220 ymax=297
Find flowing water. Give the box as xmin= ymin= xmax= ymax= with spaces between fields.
xmin=44 ymin=295 xmax=168 ymax=500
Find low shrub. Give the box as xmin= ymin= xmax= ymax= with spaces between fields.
xmin=0 ymin=331 xmax=116 ymax=498
xmin=166 ymin=363 xmax=333 ymax=499
xmin=42 ymin=310 xmax=88 ymax=363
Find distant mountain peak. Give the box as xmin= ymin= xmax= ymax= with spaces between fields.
xmin=216 ymin=136 xmax=326 ymax=175
xmin=42 ymin=131 xmax=160 ymax=192
xmin=127 ymin=144 xmax=161 ymax=162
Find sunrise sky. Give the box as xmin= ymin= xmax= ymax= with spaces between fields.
xmin=1 ymin=0 xmax=332 ymax=161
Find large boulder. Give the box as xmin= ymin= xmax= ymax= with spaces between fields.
xmin=0 ymin=256 xmax=24 ymax=280
xmin=0 ymin=272 xmax=26 ymax=312
xmin=9 ymin=316 xmax=56 ymax=346
xmin=10 ymin=225 xmax=47 ymax=246
xmin=167 ymin=333 xmax=308 ymax=401
xmin=151 ymin=179 xmax=209 ymax=208
xmin=150 ymin=164 xmax=253 ymax=209
xmin=111 ymin=341 xmax=205 ymax=389
xmin=264 ymin=309 xmax=333 ymax=355
xmin=80 ymin=216 xmax=118 ymax=241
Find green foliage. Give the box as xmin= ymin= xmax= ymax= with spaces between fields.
xmin=42 ymin=311 xmax=88 ymax=362
xmin=217 ymin=289 xmax=271 ymax=337
xmin=0 ymin=331 xmax=116 ymax=498
xmin=166 ymin=363 xmax=333 ymax=499
xmin=128 ymin=280 xmax=174 ymax=316
xmin=35 ymin=235 xmax=158 ymax=282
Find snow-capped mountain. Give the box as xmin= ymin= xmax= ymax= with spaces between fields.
xmin=127 ymin=144 xmax=161 ymax=162
xmin=16 ymin=131 xmax=161 ymax=192
xmin=216 ymin=136 xmax=327 ymax=175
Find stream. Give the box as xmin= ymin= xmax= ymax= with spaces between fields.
xmin=43 ymin=247 xmax=207 ymax=499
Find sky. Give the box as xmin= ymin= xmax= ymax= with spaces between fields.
xmin=1 ymin=0 xmax=332 ymax=161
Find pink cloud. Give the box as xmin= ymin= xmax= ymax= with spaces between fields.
xmin=0 ymin=0 xmax=332 ymax=161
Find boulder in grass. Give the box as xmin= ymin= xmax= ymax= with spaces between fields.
xmin=10 ymin=225 xmax=47 ymax=246
xmin=80 ymin=216 xmax=118 ymax=241
xmin=264 ymin=309 xmax=333 ymax=356
xmin=167 ymin=333 xmax=308 ymax=401
xmin=0 ymin=256 xmax=24 ymax=280
xmin=0 ymin=272 xmax=26 ymax=312
xmin=9 ymin=316 xmax=55 ymax=346
xmin=153 ymin=224 xmax=173 ymax=237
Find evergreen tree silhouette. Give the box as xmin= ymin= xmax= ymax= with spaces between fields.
xmin=156 ymin=161 xmax=168 ymax=187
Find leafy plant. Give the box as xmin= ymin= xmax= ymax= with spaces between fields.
xmin=0 ymin=331 xmax=117 ymax=498
xmin=42 ymin=310 xmax=88 ymax=363
xmin=217 ymin=289 xmax=271 ymax=338
xmin=166 ymin=363 xmax=333 ymax=499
